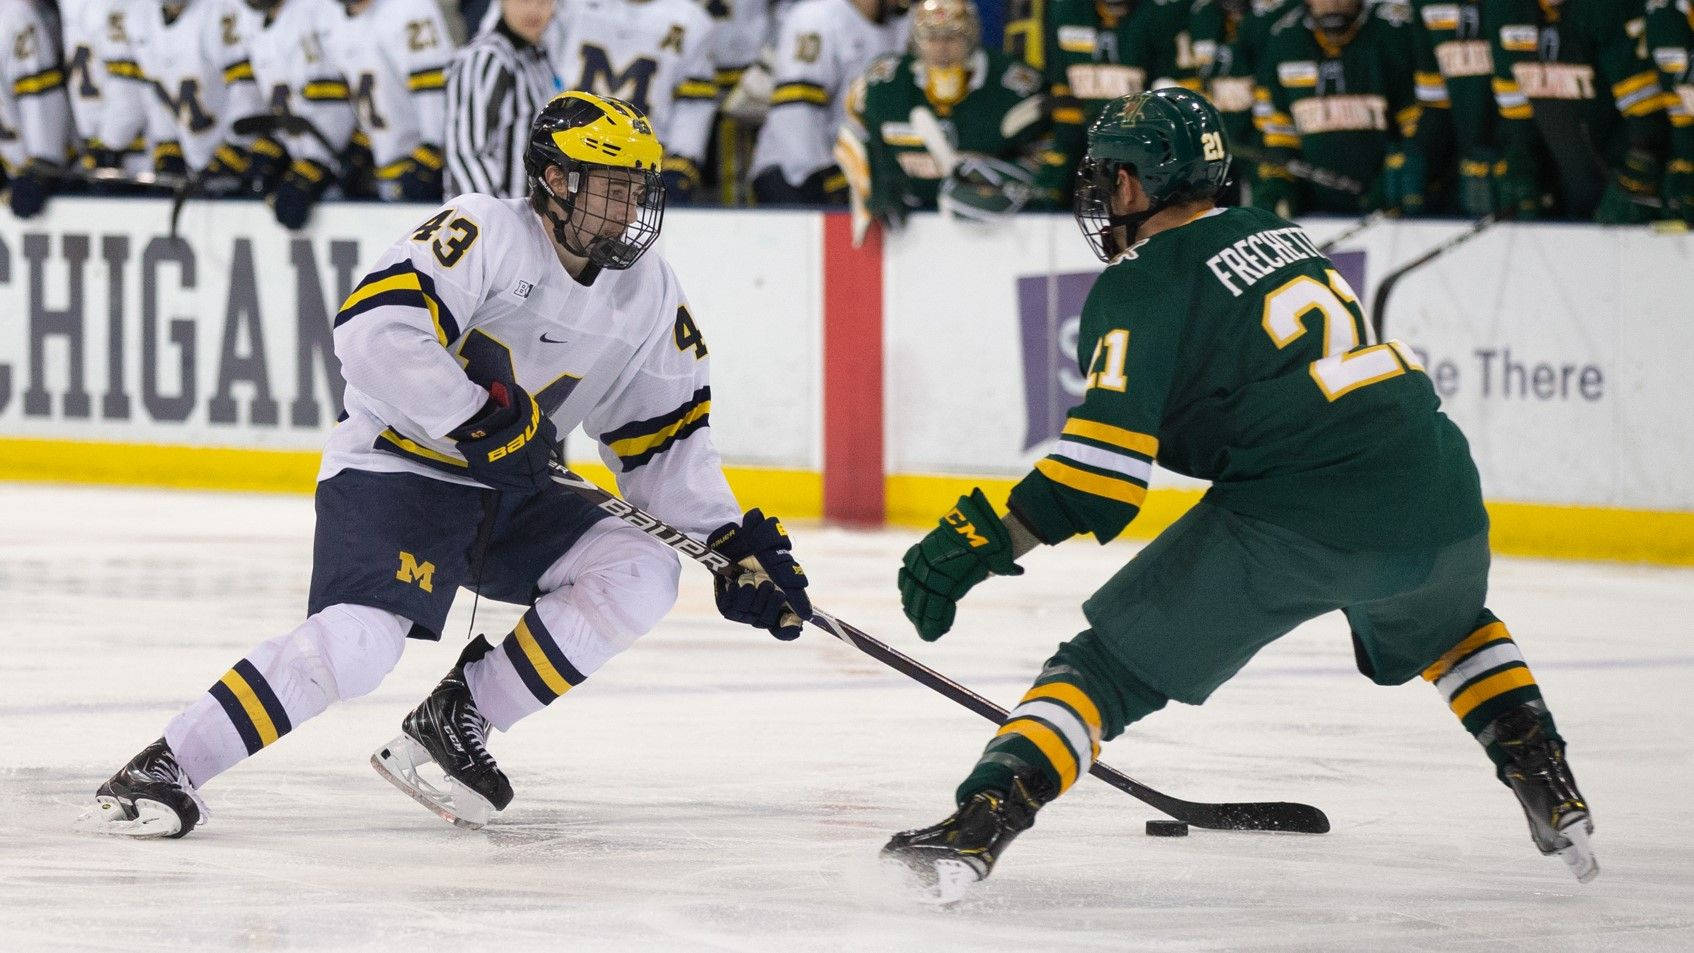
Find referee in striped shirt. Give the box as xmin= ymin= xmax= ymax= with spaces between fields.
xmin=444 ymin=0 xmax=562 ymax=197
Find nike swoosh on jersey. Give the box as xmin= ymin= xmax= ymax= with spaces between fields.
xmin=540 ymin=333 xmax=569 ymax=344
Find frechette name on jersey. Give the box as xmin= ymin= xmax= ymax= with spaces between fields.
xmin=337 ymin=260 xmax=462 ymax=347
xmin=600 ymin=386 xmax=712 ymax=471
xmin=1204 ymin=226 xmax=1327 ymax=297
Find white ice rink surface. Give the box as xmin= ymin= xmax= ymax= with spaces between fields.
xmin=2 ymin=484 xmax=1691 ymax=952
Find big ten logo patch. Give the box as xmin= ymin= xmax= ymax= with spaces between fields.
xmin=396 ymin=551 xmax=435 ymax=592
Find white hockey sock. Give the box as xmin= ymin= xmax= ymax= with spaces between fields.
xmin=164 ymin=604 xmax=409 ymax=788
xmin=464 ymin=521 xmax=679 ymax=731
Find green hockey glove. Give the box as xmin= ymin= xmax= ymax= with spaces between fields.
xmin=1493 ymin=147 xmax=1541 ymax=220
xmin=898 ymin=489 xmax=1023 ymax=641
xmin=1251 ymin=164 xmax=1295 ymax=218
xmin=1382 ymin=149 xmax=1426 ymax=216
xmin=1596 ymin=148 xmax=1661 ymax=224
xmin=1663 ymin=159 xmax=1694 ymax=225
xmin=1458 ymin=148 xmax=1498 ymax=217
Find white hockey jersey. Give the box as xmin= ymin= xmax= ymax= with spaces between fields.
xmin=0 ymin=0 xmax=72 ymax=173
xmin=123 ymin=0 xmax=262 ymax=170
xmin=321 ymin=0 xmax=454 ymax=176
xmin=548 ymin=0 xmax=721 ymax=167
xmin=323 ymin=193 xmax=742 ymax=538
xmin=703 ymin=0 xmax=775 ymax=85
xmin=750 ymin=0 xmax=906 ymax=187
xmin=246 ymin=0 xmax=355 ymax=167
xmin=62 ymin=0 xmax=146 ymax=159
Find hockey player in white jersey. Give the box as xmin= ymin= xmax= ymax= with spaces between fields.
xmin=0 ymin=0 xmax=73 ymax=217
xmin=78 ymin=91 xmax=812 ymax=838
xmin=62 ymin=0 xmax=154 ymax=180
xmin=749 ymin=0 xmax=908 ymax=203
xmin=122 ymin=0 xmax=267 ymax=188
xmin=549 ymin=0 xmax=721 ymax=200
xmin=243 ymin=0 xmax=361 ymax=227
xmin=323 ymin=0 xmax=455 ymax=202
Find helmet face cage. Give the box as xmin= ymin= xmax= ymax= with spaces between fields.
xmin=525 ymin=93 xmax=666 ymax=271
xmin=1073 ymin=157 xmax=1128 ymax=262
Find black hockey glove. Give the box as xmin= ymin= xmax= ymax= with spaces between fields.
xmin=707 ymin=509 xmax=812 ymax=641
xmin=7 ymin=162 xmax=52 ymax=218
xmin=397 ymin=145 xmax=445 ymax=202
xmin=270 ymin=158 xmax=333 ymax=230
xmin=899 ymin=488 xmax=1023 ymax=641
xmin=449 ymin=379 xmax=557 ymax=494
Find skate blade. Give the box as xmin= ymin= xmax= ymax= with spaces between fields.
xmin=72 ymin=796 xmax=184 ymax=839
xmin=878 ymin=852 xmax=982 ymax=906
xmin=370 ymin=736 xmax=494 ymax=831
xmin=1556 ymin=818 xmax=1599 ymax=884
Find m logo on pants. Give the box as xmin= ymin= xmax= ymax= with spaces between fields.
xmin=396 ymin=551 xmax=436 ymax=592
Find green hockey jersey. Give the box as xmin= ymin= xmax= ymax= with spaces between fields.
xmin=1489 ymin=0 xmax=1670 ymax=214
xmin=1007 ymin=206 xmax=1486 ymax=553
xmin=1254 ymin=1 xmax=1429 ymax=212
xmin=838 ymin=48 xmax=1049 ymax=219
xmin=1645 ymin=0 xmax=1693 ymax=170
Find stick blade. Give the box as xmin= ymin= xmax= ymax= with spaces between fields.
xmin=1184 ymin=801 xmax=1330 ymax=833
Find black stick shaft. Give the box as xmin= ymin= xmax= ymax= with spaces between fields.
xmin=1370 ymin=213 xmax=1499 ymax=341
xmin=546 ymin=461 xmax=1330 ymax=833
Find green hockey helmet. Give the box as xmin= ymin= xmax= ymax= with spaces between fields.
xmin=1074 ymin=87 xmax=1232 ymax=260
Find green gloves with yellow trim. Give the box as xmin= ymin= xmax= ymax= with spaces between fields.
xmin=899 ymin=488 xmax=1024 ymax=641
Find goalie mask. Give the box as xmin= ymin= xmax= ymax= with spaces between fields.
xmin=524 ymin=92 xmax=666 ymax=272
xmin=912 ymin=0 xmax=980 ymax=113
xmin=1074 ymin=88 xmax=1231 ymax=260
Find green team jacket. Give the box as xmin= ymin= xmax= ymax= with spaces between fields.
xmin=1255 ymin=2 xmax=1429 ymax=212
xmin=1408 ymin=0 xmax=1523 ymax=159
xmin=1007 ymin=206 xmax=1486 ymax=553
xmin=841 ymin=48 xmax=1048 ymax=218
xmin=1646 ymin=0 xmax=1694 ymax=167
xmin=1489 ymin=0 xmax=1670 ymax=199
xmin=1007 ymin=0 xmax=1199 ymax=200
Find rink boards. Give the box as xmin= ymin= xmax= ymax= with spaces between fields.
xmin=0 ymin=199 xmax=1690 ymax=563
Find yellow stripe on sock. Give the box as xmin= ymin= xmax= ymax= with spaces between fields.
xmin=1021 ymin=683 xmax=1102 ymax=756
xmin=995 ymin=718 xmax=1080 ymax=792
xmin=1448 ymin=666 xmax=1535 ymax=720
xmin=514 ymin=618 xmax=573 ymax=698
xmin=219 ymin=669 xmax=279 ymax=746
xmin=1422 ymin=621 xmax=1509 ymax=682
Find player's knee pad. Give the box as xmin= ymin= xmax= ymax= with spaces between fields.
xmin=289 ymin=603 xmax=409 ymax=701
xmin=540 ymin=524 xmax=681 ymax=654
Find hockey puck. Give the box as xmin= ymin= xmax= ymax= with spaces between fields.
xmin=1145 ymin=820 xmax=1189 ymax=837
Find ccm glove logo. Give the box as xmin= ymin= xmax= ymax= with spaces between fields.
xmin=944 ymin=508 xmax=989 ymax=547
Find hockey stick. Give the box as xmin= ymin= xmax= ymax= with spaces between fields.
xmin=1317 ymin=209 xmax=1397 ymax=253
xmin=1231 ymin=143 xmax=1366 ymax=196
xmin=545 ymin=459 xmax=1331 ymax=833
xmin=909 ymin=106 xmax=960 ymax=179
xmin=1370 ymin=212 xmax=1499 ymax=341
xmin=233 ymin=111 xmax=342 ymax=163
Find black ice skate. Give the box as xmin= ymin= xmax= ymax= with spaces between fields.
xmin=371 ymin=636 xmax=513 ymax=829
xmin=880 ymin=778 xmax=1045 ymax=904
xmin=75 ymin=738 xmax=208 ymax=839
xmin=1486 ymin=702 xmax=1598 ymax=883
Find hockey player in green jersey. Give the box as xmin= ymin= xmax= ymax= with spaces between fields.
xmin=1409 ymin=0 xmax=1536 ymax=216
xmin=1490 ymin=0 xmax=1673 ymax=222
xmin=836 ymin=0 xmax=1051 ymax=228
xmin=1253 ymin=0 xmax=1440 ymax=214
xmin=1646 ymin=0 xmax=1694 ymax=222
xmin=1189 ymin=0 xmax=1300 ymax=204
xmin=1006 ymin=0 xmax=1200 ymax=203
xmin=880 ymin=87 xmax=1598 ymax=903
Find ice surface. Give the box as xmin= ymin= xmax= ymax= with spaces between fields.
xmin=2 ymin=484 xmax=1691 ymax=952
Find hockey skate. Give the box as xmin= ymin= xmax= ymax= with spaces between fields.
xmin=1488 ymin=703 xmax=1599 ymax=883
xmin=371 ymin=637 xmax=513 ymax=829
xmin=74 ymin=738 xmax=208 ymax=839
xmin=880 ymin=778 xmax=1044 ymax=904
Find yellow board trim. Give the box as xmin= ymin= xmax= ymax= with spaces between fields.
xmin=996 ymin=718 xmax=1080 ymax=792
xmin=1034 ymin=458 xmax=1148 ymax=506
xmin=219 ymin=670 xmax=280 ymax=746
xmin=1422 ymin=620 xmax=1510 ymax=682
xmin=1022 ymin=683 xmax=1102 ymax=755
xmin=1448 ymin=666 xmax=1536 ymax=720
xmin=1061 ymin=418 xmax=1158 ymax=457
xmin=514 ymin=617 xmax=573 ymax=697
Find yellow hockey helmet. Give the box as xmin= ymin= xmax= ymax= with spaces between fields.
xmin=525 ymin=91 xmax=666 ymax=271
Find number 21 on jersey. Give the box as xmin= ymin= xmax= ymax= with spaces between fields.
xmin=1262 ymin=268 xmax=1422 ymax=401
